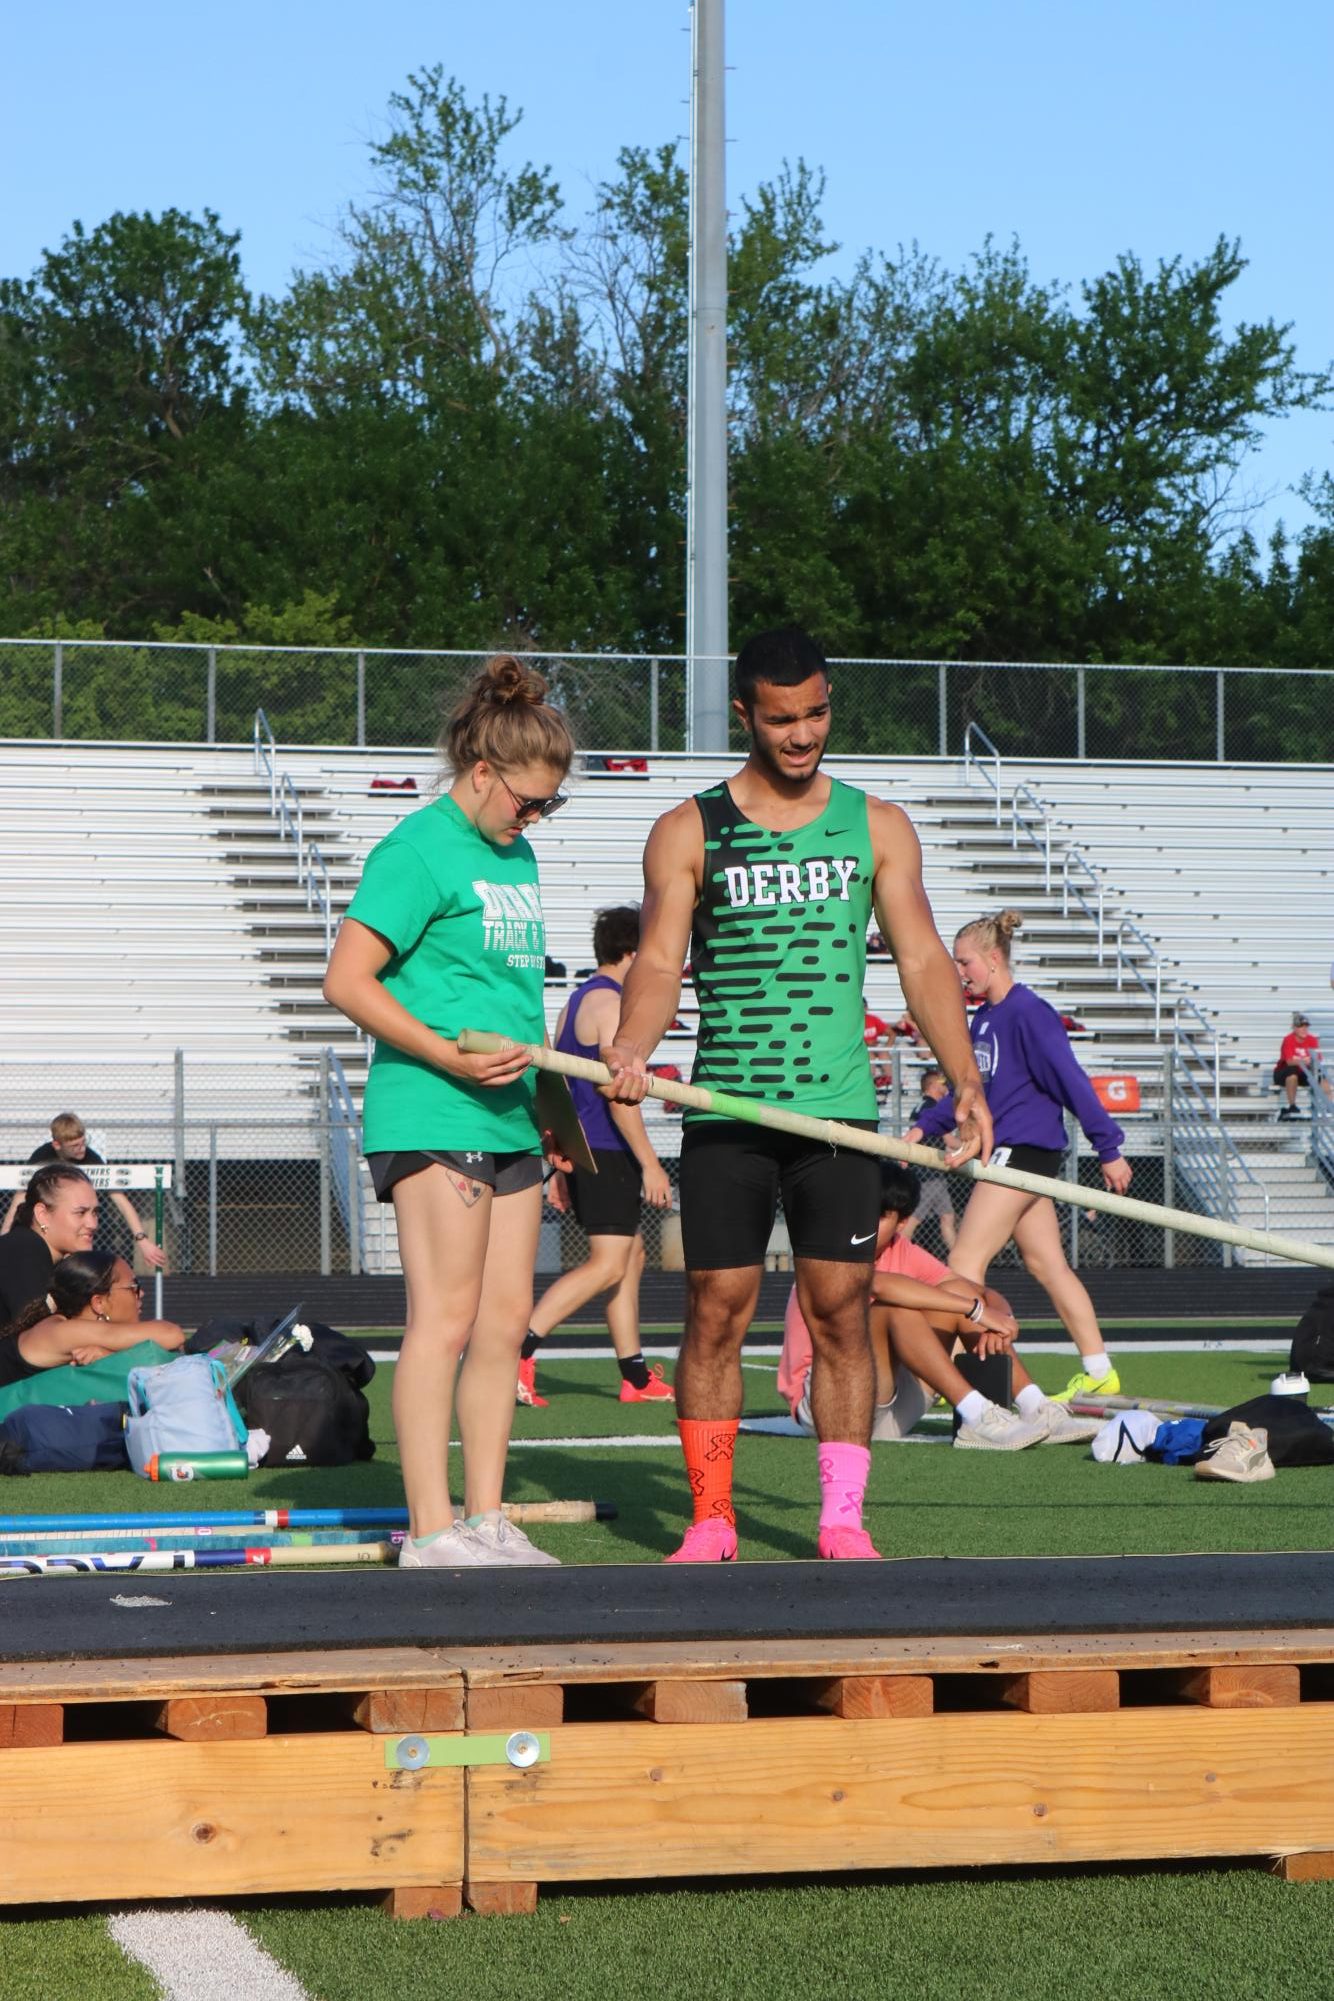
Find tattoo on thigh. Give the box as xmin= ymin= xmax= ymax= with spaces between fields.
xmin=445 ymin=1169 xmax=486 ymax=1208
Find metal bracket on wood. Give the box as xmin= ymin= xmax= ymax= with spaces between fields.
xmin=386 ymin=1731 xmax=549 ymax=1772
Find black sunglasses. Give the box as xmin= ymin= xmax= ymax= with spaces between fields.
xmin=497 ymin=775 xmax=568 ymax=821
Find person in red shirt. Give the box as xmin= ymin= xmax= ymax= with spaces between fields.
xmin=1274 ymin=1013 xmax=1333 ymax=1120
xmin=779 ymin=1165 xmax=1092 ymax=1449
xmin=862 ymin=1008 xmax=896 ymax=1096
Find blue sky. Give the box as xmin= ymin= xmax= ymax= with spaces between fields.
xmin=6 ymin=0 xmax=1330 ymax=547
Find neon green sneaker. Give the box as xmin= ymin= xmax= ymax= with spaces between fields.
xmin=1051 ymin=1366 xmax=1121 ymax=1405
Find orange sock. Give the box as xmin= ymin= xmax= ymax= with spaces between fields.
xmin=678 ymin=1418 xmax=739 ymax=1526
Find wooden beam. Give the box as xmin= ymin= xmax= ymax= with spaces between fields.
xmin=999 ymin=1672 xmax=1120 ymax=1714
xmin=152 ymin=1696 xmax=268 ymax=1742
xmin=624 ymin=1680 xmax=748 ymax=1724
xmin=811 ymin=1677 xmax=933 ymax=1719
xmin=464 ymin=1879 xmax=539 ymax=1916
xmin=1272 ymin=1851 xmax=1334 ymax=1883
xmin=466 ymin=1684 xmax=564 ymax=1732
xmin=1178 ymin=1666 xmax=1301 ymax=1710
xmin=381 ymin=1884 xmax=464 ymax=1919
xmin=466 ymin=1710 xmax=1334 ymax=1882
xmin=0 ymin=1735 xmax=463 ymax=1903
xmin=0 ymin=1704 xmax=62 ymax=1748
xmin=341 ymin=1689 xmax=466 ymax=1734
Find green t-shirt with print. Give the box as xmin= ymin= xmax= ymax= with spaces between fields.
xmin=347 ymin=796 xmax=548 ymax=1154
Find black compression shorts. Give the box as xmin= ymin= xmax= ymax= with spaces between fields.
xmin=679 ymin=1118 xmax=880 ymax=1270
xmin=570 ymin=1149 xmax=644 ymax=1237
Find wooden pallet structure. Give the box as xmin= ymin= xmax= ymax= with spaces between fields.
xmin=5 ymin=1619 xmax=1334 ymax=1915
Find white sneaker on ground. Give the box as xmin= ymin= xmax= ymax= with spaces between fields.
xmin=1031 ymin=1398 xmax=1105 ymax=1446
xmin=398 ymin=1521 xmax=492 ymax=1569
xmin=1194 ymin=1423 xmax=1275 ymax=1485
xmin=464 ymin=1510 xmax=562 ymax=1566
xmin=953 ymin=1401 xmax=1047 ymax=1451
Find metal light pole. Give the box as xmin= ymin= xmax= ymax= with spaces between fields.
xmin=685 ymin=0 xmax=729 ymax=751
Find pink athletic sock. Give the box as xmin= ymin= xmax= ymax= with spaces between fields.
xmin=818 ymin=1442 xmax=871 ymax=1533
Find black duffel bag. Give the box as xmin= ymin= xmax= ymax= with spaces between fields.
xmin=1203 ymin=1393 xmax=1334 ymax=1469
xmin=1290 ymin=1286 xmax=1334 ymax=1383
xmin=189 ymin=1315 xmax=375 ymax=1467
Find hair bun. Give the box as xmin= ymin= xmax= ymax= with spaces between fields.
xmin=997 ymin=908 xmax=1024 ymax=940
xmin=485 ymin=655 xmax=548 ymax=707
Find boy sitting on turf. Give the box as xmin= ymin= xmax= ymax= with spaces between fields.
xmin=779 ymin=1165 xmax=1093 ymax=1449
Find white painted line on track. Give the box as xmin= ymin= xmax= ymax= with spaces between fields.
xmin=109 ymin=1910 xmax=312 ymax=2001
xmin=371 ymin=1339 xmax=1292 ymax=1364
xmin=508 ymin=1433 xmax=673 ymax=1449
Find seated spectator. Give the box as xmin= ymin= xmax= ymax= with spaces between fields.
xmin=863 ymin=1008 xmax=896 ymax=1094
xmin=1274 ymin=1014 xmax=1333 ymax=1121
xmin=0 ymin=1249 xmax=184 ymax=1389
xmin=889 ymin=1010 xmax=924 ymax=1046
xmin=0 ymin=1166 xmax=99 ymax=1324
xmin=2 ymin=1113 xmax=167 ymax=1269
xmin=779 ymin=1165 xmax=1090 ymax=1449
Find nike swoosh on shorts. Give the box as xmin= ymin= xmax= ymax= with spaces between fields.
xmin=850 ymin=1231 xmax=875 ymax=1245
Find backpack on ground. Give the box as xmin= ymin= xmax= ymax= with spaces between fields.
xmin=1202 ymin=1393 xmax=1334 ymax=1469
xmin=0 ymin=1402 xmax=129 ymax=1475
xmin=1290 ymin=1286 xmax=1334 ymax=1382
xmin=233 ymin=1350 xmax=375 ymax=1467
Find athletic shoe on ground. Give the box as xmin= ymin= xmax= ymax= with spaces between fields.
xmin=664 ymin=1519 xmax=738 ymax=1562
xmin=515 ymin=1356 xmax=549 ymax=1408
xmin=953 ymin=1401 xmax=1048 ymax=1451
xmin=817 ymin=1525 xmax=883 ymax=1560
xmin=1051 ymin=1366 xmax=1122 ymax=1404
xmin=465 ymin=1510 xmax=562 ymax=1565
xmin=1194 ymin=1423 xmax=1275 ymax=1485
xmin=398 ymin=1521 xmax=493 ymax=1569
xmin=1031 ymin=1398 xmax=1104 ymax=1446
xmin=618 ymin=1364 xmax=674 ymax=1403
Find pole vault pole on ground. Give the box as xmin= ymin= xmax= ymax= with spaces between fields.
xmin=457 ymin=1030 xmax=1334 ymax=1275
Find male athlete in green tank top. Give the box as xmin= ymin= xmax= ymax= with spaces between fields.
xmin=603 ymin=628 xmax=990 ymax=1564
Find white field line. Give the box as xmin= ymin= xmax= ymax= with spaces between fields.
xmin=109 ymin=1909 xmax=312 ymax=2001
xmin=370 ymin=1339 xmax=1294 ymax=1364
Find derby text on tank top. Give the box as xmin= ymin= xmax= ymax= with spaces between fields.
xmin=556 ymin=974 xmax=630 ymax=1153
xmin=689 ymin=778 xmax=877 ymax=1118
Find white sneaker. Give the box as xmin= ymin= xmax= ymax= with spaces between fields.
xmin=953 ymin=1401 xmax=1047 ymax=1451
xmin=398 ymin=1520 xmax=492 ymax=1569
xmin=465 ymin=1510 xmax=562 ymax=1566
xmin=1195 ymin=1423 xmax=1275 ymax=1485
xmin=1031 ymin=1398 xmax=1104 ymax=1446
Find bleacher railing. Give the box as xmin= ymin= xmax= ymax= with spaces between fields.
xmin=6 ymin=637 xmax=1334 ymax=760
xmin=1169 ymin=1009 xmax=1270 ymax=1266
xmin=254 ymin=708 xmax=335 ymax=959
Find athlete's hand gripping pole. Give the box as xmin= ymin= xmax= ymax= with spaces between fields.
xmin=458 ymin=1030 xmax=1334 ymax=1274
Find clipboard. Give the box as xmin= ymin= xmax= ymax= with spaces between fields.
xmin=536 ymin=1069 xmax=599 ymax=1175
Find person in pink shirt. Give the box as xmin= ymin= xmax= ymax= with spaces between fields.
xmin=780 ymin=1165 xmax=1093 ymax=1449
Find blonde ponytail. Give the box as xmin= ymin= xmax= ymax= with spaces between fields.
xmin=956 ymin=908 xmax=1023 ymax=962
xmin=442 ymin=655 xmax=575 ymax=780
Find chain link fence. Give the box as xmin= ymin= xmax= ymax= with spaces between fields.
xmin=3 ymin=638 xmax=1333 ymax=762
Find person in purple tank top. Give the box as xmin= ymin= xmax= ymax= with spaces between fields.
xmin=517 ymin=907 xmax=674 ymax=1408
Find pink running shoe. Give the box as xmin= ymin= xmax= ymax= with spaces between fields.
xmin=618 ymin=1364 xmax=675 ymax=1403
xmin=515 ymin=1356 xmax=548 ymax=1408
xmin=817 ymin=1525 xmax=883 ymax=1561
xmin=664 ymin=1519 xmax=738 ymax=1562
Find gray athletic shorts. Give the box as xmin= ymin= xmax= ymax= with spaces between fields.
xmin=367 ymin=1148 xmax=544 ymax=1204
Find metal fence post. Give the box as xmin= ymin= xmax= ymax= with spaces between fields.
xmin=650 ymin=657 xmax=660 ymax=753
xmin=319 ymin=1049 xmax=332 ymax=1277
xmin=356 ymin=652 xmax=366 ymax=748
xmin=1219 ymin=1121 xmax=1232 ymax=1268
xmin=1067 ymin=1115 xmax=1080 ymax=1268
xmin=172 ymin=1051 xmax=186 ymax=1272
xmin=53 ymin=640 xmax=63 ymax=739
xmin=206 ymin=646 xmax=217 ymax=744
xmin=208 ymin=1125 xmax=219 ymax=1276
xmin=937 ymin=664 xmax=948 ymax=757
xmin=1216 ymin=670 xmax=1225 ymax=762
xmin=1076 ymin=666 xmax=1086 ymax=760
xmin=1162 ymin=1047 xmax=1175 ymax=1270
xmin=347 ymin=1129 xmax=362 ymax=1276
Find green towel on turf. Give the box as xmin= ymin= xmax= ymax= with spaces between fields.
xmin=0 ymin=1341 xmax=170 ymax=1420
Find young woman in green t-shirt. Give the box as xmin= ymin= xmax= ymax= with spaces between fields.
xmin=324 ymin=656 xmax=575 ymax=1568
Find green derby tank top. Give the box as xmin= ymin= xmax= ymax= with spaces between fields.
xmin=688 ymin=777 xmax=877 ymax=1118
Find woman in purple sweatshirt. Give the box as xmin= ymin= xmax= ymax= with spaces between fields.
xmin=905 ymin=909 xmax=1131 ymax=1404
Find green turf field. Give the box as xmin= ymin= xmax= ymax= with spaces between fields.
xmin=5 ymin=1349 xmax=1334 ymax=2000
